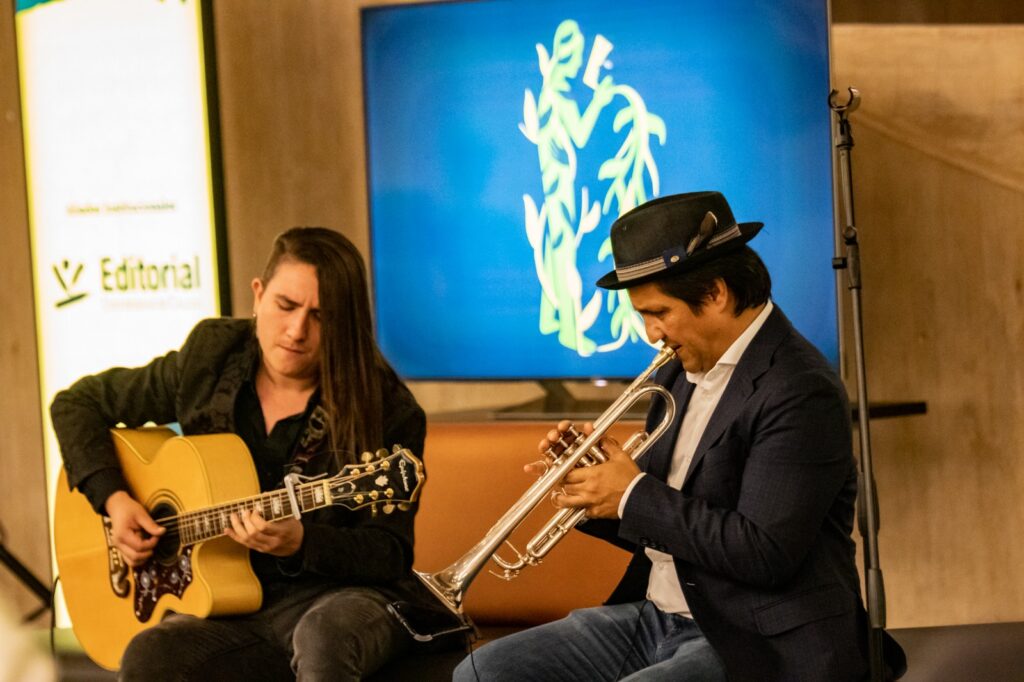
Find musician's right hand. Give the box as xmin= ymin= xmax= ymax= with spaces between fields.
xmin=104 ymin=490 xmax=165 ymax=567
xmin=524 ymin=420 xmax=595 ymax=476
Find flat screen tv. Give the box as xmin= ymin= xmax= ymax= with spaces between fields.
xmin=362 ymin=0 xmax=835 ymax=380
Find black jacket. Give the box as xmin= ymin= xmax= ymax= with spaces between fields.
xmin=51 ymin=317 xmax=430 ymax=601
xmin=582 ymin=307 xmax=887 ymax=681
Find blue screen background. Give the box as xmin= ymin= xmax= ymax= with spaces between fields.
xmin=362 ymin=0 xmax=835 ymax=379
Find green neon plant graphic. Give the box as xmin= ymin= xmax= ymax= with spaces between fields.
xmin=520 ymin=19 xmax=666 ymax=357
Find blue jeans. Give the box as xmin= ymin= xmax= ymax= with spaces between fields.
xmin=453 ymin=601 xmax=727 ymax=681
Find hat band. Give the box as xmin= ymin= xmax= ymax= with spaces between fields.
xmin=613 ymin=222 xmax=744 ymax=283
xmin=707 ymin=223 xmax=741 ymax=248
xmin=615 ymin=255 xmax=669 ymax=281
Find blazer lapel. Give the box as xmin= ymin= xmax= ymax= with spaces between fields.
xmin=682 ymin=306 xmax=792 ymax=485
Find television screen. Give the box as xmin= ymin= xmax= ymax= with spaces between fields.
xmin=362 ymin=0 xmax=835 ymax=379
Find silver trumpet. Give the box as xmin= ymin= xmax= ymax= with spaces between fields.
xmin=416 ymin=345 xmax=678 ymax=618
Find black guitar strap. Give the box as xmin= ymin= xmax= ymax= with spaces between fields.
xmin=287 ymin=404 xmax=331 ymax=475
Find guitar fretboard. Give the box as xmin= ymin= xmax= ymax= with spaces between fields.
xmin=164 ymin=481 xmax=333 ymax=546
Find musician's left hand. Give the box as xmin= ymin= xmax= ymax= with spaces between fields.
xmin=553 ymin=436 xmax=640 ymax=519
xmin=225 ymin=509 xmax=304 ymax=557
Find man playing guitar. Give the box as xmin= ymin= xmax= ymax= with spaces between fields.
xmin=52 ymin=227 xmax=430 ymax=681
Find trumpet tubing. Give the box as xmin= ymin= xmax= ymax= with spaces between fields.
xmin=518 ymin=430 xmax=650 ymax=566
xmin=415 ymin=346 xmax=678 ymax=616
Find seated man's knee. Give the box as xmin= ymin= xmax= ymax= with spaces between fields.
xmin=293 ymin=606 xmax=359 ymax=661
xmin=292 ymin=589 xmax=404 ymax=678
xmin=452 ymin=636 xmax=521 ymax=682
xmin=453 ymin=651 xmax=485 ymax=682
xmin=120 ymin=626 xmax=181 ymax=682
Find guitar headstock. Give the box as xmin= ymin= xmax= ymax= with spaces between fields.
xmin=327 ymin=446 xmax=424 ymax=515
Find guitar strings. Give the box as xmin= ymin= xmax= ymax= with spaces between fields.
xmin=149 ymin=447 xmax=398 ymax=532
xmin=153 ymin=468 xmax=352 ymax=531
xmin=153 ymin=489 xmax=318 ymax=544
xmin=149 ymin=456 xmax=399 ymax=544
xmin=153 ymin=487 xmax=317 ymax=535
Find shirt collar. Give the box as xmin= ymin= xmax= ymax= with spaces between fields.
xmin=686 ymin=299 xmax=774 ymax=384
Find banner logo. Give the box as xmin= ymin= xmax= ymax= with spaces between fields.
xmin=53 ymin=259 xmax=87 ymax=308
xmin=52 ymin=255 xmax=203 ymax=308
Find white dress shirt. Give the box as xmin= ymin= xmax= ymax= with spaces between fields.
xmin=617 ymin=300 xmax=774 ymax=616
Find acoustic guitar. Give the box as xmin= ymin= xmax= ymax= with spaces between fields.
xmin=54 ymin=427 xmax=424 ymax=670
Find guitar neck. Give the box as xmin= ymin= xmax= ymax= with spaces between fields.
xmin=168 ymin=480 xmax=333 ymax=546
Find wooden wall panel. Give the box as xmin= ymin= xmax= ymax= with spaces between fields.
xmin=0 ymin=0 xmax=51 ymax=619
xmin=212 ymin=0 xmax=369 ymax=314
xmin=833 ymin=25 xmax=1024 ymax=627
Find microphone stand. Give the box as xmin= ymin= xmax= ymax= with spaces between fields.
xmin=0 ymin=522 xmax=52 ymax=622
xmin=829 ymin=87 xmax=886 ymax=682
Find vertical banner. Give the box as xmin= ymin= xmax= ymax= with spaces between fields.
xmin=15 ymin=0 xmax=224 ymax=625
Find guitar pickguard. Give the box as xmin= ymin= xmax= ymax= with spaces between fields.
xmin=131 ymin=547 xmax=193 ymax=623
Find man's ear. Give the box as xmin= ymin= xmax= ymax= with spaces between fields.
xmin=706 ymin=278 xmax=729 ymax=312
xmin=251 ymin=277 xmax=265 ymax=313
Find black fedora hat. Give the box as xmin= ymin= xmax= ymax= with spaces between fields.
xmin=596 ymin=191 xmax=763 ymax=290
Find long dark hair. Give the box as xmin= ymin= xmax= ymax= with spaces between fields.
xmin=259 ymin=227 xmax=392 ymax=464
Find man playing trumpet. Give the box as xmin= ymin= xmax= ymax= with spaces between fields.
xmin=455 ymin=191 xmax=899 ymax=681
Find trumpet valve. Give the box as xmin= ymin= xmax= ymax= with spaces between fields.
xmin=544 ymin=423 xmax=611 ymax=470
xmin=579 ymin=444 xmax=608 ymax=466
xmin=544 ymin=424 xmax=582 ymax=462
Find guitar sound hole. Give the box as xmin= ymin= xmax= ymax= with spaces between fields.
xmin=149 ymin=502 xmax=181 ymax=566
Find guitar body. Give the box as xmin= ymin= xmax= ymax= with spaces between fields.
xmin=55 ymin=428 xmax=263 ymax=670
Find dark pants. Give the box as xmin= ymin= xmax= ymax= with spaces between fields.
xmin=119 ymin=583 xmax=409 ymax=682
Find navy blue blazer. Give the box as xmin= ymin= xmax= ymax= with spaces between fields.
xmin=583 ymin=306 xmax=870 ymax=681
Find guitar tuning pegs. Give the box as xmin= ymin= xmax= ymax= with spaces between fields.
xmin=382 ymin=503 xmax=395 ymax=515
xmin=376 ymin=448 xmax=388 ymax=459
xmin=397 ymin=503 xmax=411 ymax=511
xmin=361 ymin=451 xmax=374 ymax=463
xmin=369 ymin=503 xmax=378 ymax=517
xmin=392 ymin=444 xmax=403 ymax=454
